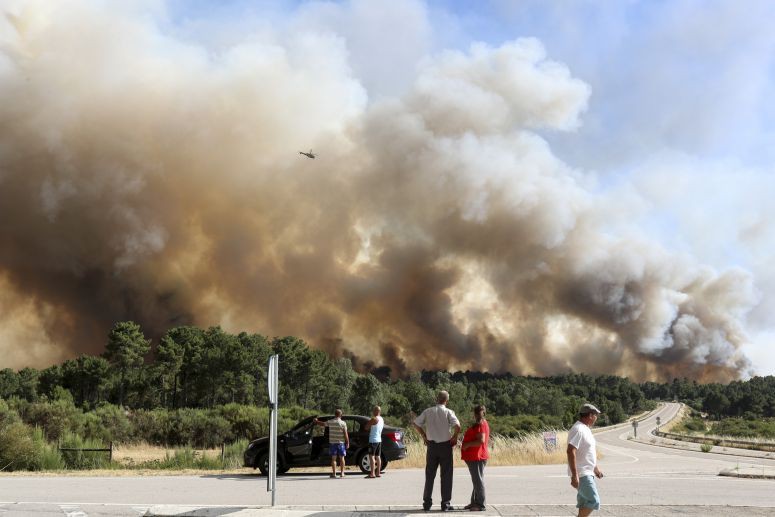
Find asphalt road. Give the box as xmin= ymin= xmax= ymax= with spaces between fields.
xmin=1 ymin=403 xmax=774 ymax=515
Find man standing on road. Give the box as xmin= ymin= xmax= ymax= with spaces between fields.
xmin=314 ymin=409 xmax=349 ymax=478
xmin=567 ymin=403 xmax=604 ymax=517
xmin=413 ymin=390 xmax=461 ymax=512
xmin=364 ymin=405 xmax=384 ymax=478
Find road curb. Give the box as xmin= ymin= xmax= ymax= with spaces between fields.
xmin=719 ymin=468 xmax=775 ymax=480
xmin=145 ymin=504 xmax=775 ymax=516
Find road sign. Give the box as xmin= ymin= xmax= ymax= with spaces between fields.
xmin=267 ymin=354 xmax=279 ymax=505
xmin=542 ymin=431 xmax=557 ymax=451
xmin=632 ymin=419 xmax=638 ymax=438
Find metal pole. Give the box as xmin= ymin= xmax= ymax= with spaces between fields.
xmin=267 ymin=354 xmax=279 ymax=506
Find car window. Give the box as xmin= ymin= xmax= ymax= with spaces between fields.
xmin=344 ymin=418 xmax=361 ymax=433
xmin=290 ymin=417 xmax=315 ymax=433
xmin=312 ymin=424 xmax=325 ymax=438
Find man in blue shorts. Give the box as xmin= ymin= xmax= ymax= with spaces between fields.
xmin=315 ymin=409 xmax=349 ymax=478
xmin=567 ymin=403 xmax=604 ymax=517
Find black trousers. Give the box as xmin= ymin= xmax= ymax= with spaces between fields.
xmin=423 ymin=441 xmax=454 ymax=507
xmin=466 ymin=459 xmax=487 ymax=507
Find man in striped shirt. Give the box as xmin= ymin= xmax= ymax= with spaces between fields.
xmin=314 ymin=409 xmax=350 ymax=478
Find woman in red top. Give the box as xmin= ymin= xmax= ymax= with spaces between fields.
xmin=461 ymin=404 xmax=490 ymax=511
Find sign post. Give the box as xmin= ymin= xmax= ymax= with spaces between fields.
xmin=267 ymin=354 xmax=279 ymax=506
xmin=655 ymin=416 xmax=661 ymax=433
xmin=632 ymin=419 xmax=639 ymax=438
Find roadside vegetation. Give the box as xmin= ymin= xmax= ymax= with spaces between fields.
xmin=664 ymin=409 xmax=775 ymax=453
xmin=1 ymin=320 xmax=774 ymax=471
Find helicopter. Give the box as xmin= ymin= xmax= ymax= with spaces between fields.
xmin=299 ymin=150 xmax=316 ymax=159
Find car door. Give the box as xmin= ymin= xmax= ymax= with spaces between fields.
xmin=344 ymin=417 xmax=366 ymax=458
xmin=284 ymin=422 xmax=315 ymax=465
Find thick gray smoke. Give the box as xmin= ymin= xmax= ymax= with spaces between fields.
xmin=0 ymin=1 xmax=756 ymax=381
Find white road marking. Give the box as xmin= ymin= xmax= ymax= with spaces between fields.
xmin=60 ymin=504 xmax=88 ymax=517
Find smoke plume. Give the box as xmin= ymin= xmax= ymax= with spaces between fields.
xmin=0 ymin=1 xmax=756 ymax=381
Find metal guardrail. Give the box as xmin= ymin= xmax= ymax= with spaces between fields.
xmin=654 ymin=430 xmax=775 ymax=452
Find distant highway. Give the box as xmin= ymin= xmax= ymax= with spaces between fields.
xmin=1 ymin=402 xmax=773 ymax=514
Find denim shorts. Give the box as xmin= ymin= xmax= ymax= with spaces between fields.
xmin=329 ymin=443 xmax=347 ymax=457
xmin=577 ymin=475 xmax=600 ymax=510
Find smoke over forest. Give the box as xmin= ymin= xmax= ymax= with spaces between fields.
xmin=0 ymin=1 xmax=757 ymax=381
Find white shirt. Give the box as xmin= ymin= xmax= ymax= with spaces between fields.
xmin=567 ymin=420 xmax=596 ymax=477
xmin=414 ymin=404 xmax=460 ymax=442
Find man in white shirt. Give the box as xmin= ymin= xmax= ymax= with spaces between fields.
xmin=413 ymin=390 xmax=461 ymax=512
xmin=567 ymin=403 xmax=604 ymax=517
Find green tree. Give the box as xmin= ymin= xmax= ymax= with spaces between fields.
xmin=16 ymin=368 xmax=39 ymax=402
xmin=60 ymin=356 xmax=109 ymax=407
xmin=0 ymin=369 xmax=19 ymax=399
xmin=103 ymin=321 xmax=150 ymax=407
xmin=703 ymin=389 xmax=730 ymax=420
xmin=350 ymin=374 xmax=385 ymax=415
xmin=319 ymin=357 xmax=357 ymax=411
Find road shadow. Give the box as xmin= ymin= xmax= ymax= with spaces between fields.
xmin=202 ymin=471 xmax=346 ymax=481
xmin=145 ymin=506 xmax=446 ymax=517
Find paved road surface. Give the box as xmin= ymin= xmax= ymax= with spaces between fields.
xmin=1 ymin=403 xmax=773 ymax=515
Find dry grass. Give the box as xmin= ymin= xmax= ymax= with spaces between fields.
xmin=111 ymin=442 xmax=225 ymax=466
xmin=662 ymin=404 xmax=690 ymax=433
xmin=394 ymin=431 xmax=568 ymax=469
xmin=0 ymin=434 xmax=570 ymax=476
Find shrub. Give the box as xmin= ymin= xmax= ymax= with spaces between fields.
xmin=681 ymin=417 xmax=706 ymax=433
xmin=132 ymin=409 xmax=174 ymax=445
xmin=700 ymin=443 xmax=713 ymax=453
xmin=0 ymin=422 xmax=39 ymax=471
xmin=21 ymin=399 xmax=84 ymax=441
xmin=711 ymin=418 xmax=775 ymax=439
xmin=58 ymin=431 xmax=114 ymax=469
xmin=82 ymin=404 xmax=133 ymax=443
xmin=33 ymin=427 xmax=65 ymax=470
xmin=488 ymin=414 xmax=562 ymax=436
xmin=218 ymin=404 xmax=268 ymax=441
xmin=174 ymin=410 xmax=231 ymax=448
xmin=0 ymin=398 xmax=21 ymax=428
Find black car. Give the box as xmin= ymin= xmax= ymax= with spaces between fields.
xmin=244 ymin=414 xmax=407 ymax=475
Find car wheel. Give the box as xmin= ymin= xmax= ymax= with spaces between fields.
xmin=256 ymin=452 xmax=287 ymax=476
xmin=357 ymin=450 xmax=371 ymax=473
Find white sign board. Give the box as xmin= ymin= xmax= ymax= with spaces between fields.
xmin=542 ymin=431 xmax=557 ymax=451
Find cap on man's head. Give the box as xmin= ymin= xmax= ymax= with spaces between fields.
xmin=579 ymin=403 xmax=601 ymax=415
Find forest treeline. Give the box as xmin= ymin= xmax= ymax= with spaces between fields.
xmin=2 ymin=321 xmax=774 ymax=427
